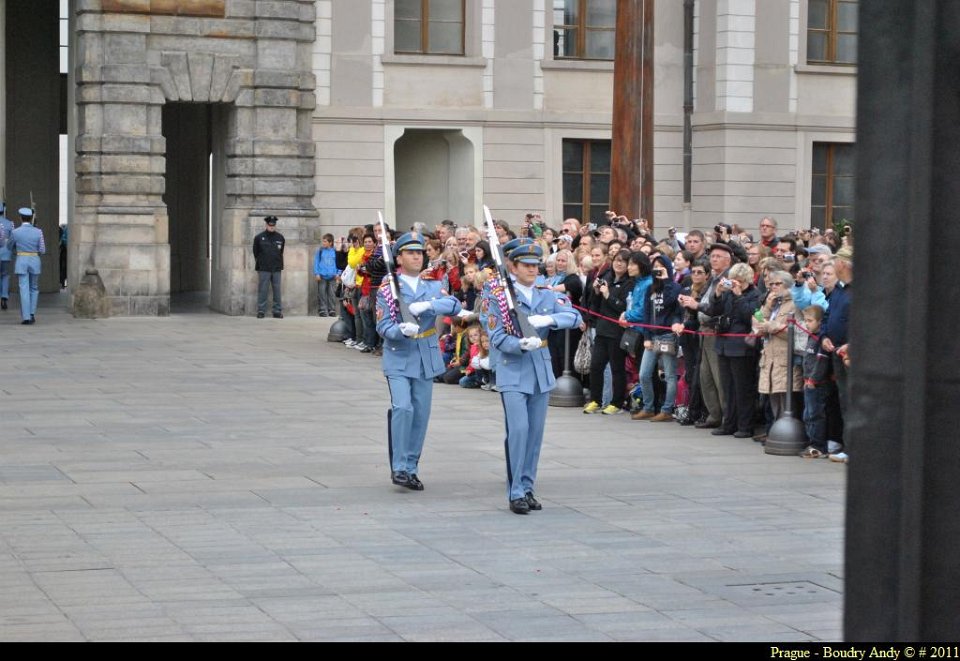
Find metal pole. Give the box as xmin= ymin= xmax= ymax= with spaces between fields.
xmin=765 ymin=313 xmax=807 ymax=455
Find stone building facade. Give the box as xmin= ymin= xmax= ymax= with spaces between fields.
xmin=69 ymin=0 xmax=319 ymax=316
xmin=1 ymin=0 xmax=856 ymax=316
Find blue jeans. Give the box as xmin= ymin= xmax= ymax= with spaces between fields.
xmin=459 ymin=372 xmax=483 ymax=388
xmin=803 ymin=384 xmax=829 ymax=453
xmin=639 ymin=334 xmax=678 ymax=413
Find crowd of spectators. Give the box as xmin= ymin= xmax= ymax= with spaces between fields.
xmin=315 ymin=212 xmax=852 ymax=462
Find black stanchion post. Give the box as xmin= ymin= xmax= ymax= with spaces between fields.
xmin=765 ymin=314 xmax=807 ymax=455
xmin=550 ymin=328 xmax=585 ymax=407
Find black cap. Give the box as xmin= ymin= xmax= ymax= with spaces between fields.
xmin=264 ymin=215 xmax=278 ymax=225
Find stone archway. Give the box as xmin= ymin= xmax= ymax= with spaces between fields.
xmin=71 ymin=0 xmax=318 ymax=316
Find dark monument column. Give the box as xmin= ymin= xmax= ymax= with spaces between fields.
xmin=610 ymin=0 xmax=654 ymax=224
xmin=846 ymin=0 xmax=960 ymax=639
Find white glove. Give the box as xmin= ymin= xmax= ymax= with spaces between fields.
xmin=519 ymin=337 xmax=543 ymax=351
xmin=399 ymin=322 xmax=419 ymax=337
xmin=409 ymin=301 xmax=432 ymax=316
xmin=528 ymin=314 xmax=554 ymax=329
xmin=456 ymin=309 xmax=473 ymax=319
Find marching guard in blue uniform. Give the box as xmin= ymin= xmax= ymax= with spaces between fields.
xmin=8 ymin=208 xmax=46 ymax=325
xmin=376 ymin=232 xmax=462 ymax=491
xmin=485 ymin=243 xmax=581 ymax=514
xmin=0 ymin=202 xmax=13 ymax=310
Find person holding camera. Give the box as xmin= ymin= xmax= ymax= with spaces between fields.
xmin=633 ymin=255 xmax=683 ymax=422
xmin=582 ymin=250 xmax=636 ymax=415
xmin=706 ymin=262 xmax=762 ymax=438
xmin=678 ymin=243 xmax=733 ymax=428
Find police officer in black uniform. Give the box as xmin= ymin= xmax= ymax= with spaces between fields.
xmin=253 ymin=215 xmax=285 ymax=318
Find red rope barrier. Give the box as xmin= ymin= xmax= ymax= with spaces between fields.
xmin=571 ymin=304 xmax=820 ymax=340
xmin=572 ymin=303 xmax=759 ymax=338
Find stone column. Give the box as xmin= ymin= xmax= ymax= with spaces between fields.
xmin=215 ymin=0 xmax=319 ymax=316
xmin=74 ymin=5 xmax=170 ymax=315
xmin=845 ymin=0 xmax=960 ymax=640
xmin=73 ymin=0 xmax=317 ymax=316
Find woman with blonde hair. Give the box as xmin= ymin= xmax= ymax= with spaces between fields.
xmin=754 ymin=270 xmax=802 ymax=427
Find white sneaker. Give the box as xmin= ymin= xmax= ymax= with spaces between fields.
xmin=344 ymin=339 xmax=356 ymax=346
xmin=829 ymin=451 xmax=849 ymax=463
xmin=352 ymin=342 xmax=368 ymax=351
xmin=827 ymin=440 xmax=843 ymax=454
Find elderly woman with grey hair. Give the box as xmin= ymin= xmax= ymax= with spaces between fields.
xmin=706 ymin=261 xmax=762 ymax=438
xmin=754 ymin=269 xmax=802 ymax=426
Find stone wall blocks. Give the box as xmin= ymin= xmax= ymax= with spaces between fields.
xmin=235 ymin=88 xmax=255 ymax=107
xmin=100 ymin=174 xmax=166 ymax=195
xmin=187 ymin=52 xmax=215 ymax=102
xmin=298 ymin=91 xmax=316 ymax=111
xmin=254 ymin=20 xmax=313 ymax=42
xmin=256 ymin=1 xmax=302 ymax=20
xmin=209 ymin=55 xmax=238 ymax=101
xmin=222 ymin=69 xmax=253 ymax=103
xmin=76 ymin=0 xmax=103 ymax=13
xmin=252 ymin=179 xmax=311 ymax=196
xmin=253 ymin=70 xmax=301 ymax=89
xmin=101 ymin=65 xmax=154 ymax=84
xmin=98 ymin=84 xmax=159 ymax=105
xmin=298 ymin=72 xmax=316 ymax=91
xmin=104 ymin=32 xmax=148 ymax=64
xmin=148 ymin=15 xmax=202 ymax=36
xmin=76 ymin=13 xmax=104 ymax=33
xmin=160 ymin=51 xmax=192 ymax=101
xmin=299 ymin=2 xmax=316 ymax=23
xmin=96 ymin=134 xmax=165 ymax=155
xmin=226 ymin=139 xmax=254 ymax=156
xmin=100 ymin=154 xmax=167 ymax=175
xmin=76 ymin=66 xmax=103 ymax=84
xmin=253 ymin=88 xmax=301 ymax=108
xmin=103 ymin=14 xmax=151 ymax=33
xmin=198 ymin=17 xmax=255 ymax=39
xmin=226 ymin=0 xmax=256 ymax=18
xmin=75 ymin=156 xmax=103 ymax=175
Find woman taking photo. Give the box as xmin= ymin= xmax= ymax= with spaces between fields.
xmin=707 ymin=261 xmax=762 ymax=438
xmin=582 ymin=250 xmax=637 ymax=415
xmin=633 ymin=255 xmax=683 ymax=422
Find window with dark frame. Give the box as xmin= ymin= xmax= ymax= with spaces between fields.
xmin=807 ymin=0 xmax=857 ymax=65
xmin=395 ymin=0 xmax=465 ymax=55
xmin=553 ymin=0 xmax=616 ymax=61
xmin=811 ymin=142 xmax=855 ymax=231
xmin=563 ymin=139 xmax=611 ymax=224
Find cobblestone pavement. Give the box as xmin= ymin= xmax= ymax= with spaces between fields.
xmin=0 ymin=297 xmax=845 ymax=641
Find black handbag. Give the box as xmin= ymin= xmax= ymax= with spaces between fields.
xmin=620 ymin=328 xmax=643 ymax=356
xmin=654 ymin=335 xmax=678 ymax=356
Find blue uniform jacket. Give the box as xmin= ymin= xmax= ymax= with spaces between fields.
xmin=488 ymin=284 xmax=582 ymax=394
xmin=376 ymin=276 xmax=461 ymax=379
xmin=0 ymin=216 xmax=13 ymax=260
xmin=8 ymin=223 xmax=46 ymax=271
